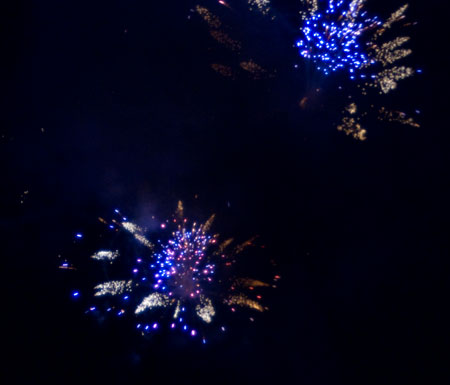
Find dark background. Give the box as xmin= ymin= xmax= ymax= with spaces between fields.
xmin=2 ymin=0 xmax=448 ymax=384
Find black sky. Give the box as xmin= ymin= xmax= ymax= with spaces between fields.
xmin=2 ymin=1 xmax=448 ymax=384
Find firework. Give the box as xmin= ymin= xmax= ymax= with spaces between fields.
xmin=240 ymin=60 xmax=268 ymax=79
xmin=68 ymin=201 xmax=276 ymax=342
xmin=297 ymin=0 xmax=379 ymax=77
xmin=211 ymin=63 xmax=234 ymax=78
xmin=135 ymin=293 xmax=170 ymax=314
xmin=337 ymin=106 xmax=368 ymax=141
xmin=195 ymin=5 xmax=222 ymax=29
xmin=194 ymin=4 xmax=273 ymax=80
xmin=248 ymin=0 xmax=272 ymax=16
xmin=297 ymin=1 xmax=419 ymax=139
xmin=120 ymin=221 xmax=154 ymax=249
xmin=90 ymin=250 xmax=119 ymax=261
xmin=368 ymin=66 xmax=414 ymax=94
xmin=19 ymin=190 xmax=29 ymax=205
xmin=209 ymin=29 xmax=242 ymax=52
xmin=300 ymin=0 xmax=319 ymax=20
xmin=94 ymin=280 xmax=133 ymax=297
xmin=377 ymin=107 xmax=420 ymax=128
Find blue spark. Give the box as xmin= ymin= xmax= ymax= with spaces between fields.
xmin=297 ymin=0 xmax=379 ymax=77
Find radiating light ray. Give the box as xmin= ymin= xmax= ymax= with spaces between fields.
xmin=91 ymin=250 xmax=119 ymax=261
xmin=175 ymin=200 xmax=184 ymax=220
xmin=378 ymin=107 xmax=420 ymax=128
xmin=369 ymin=37 xmax=412 ymax=67
xmin=173 ymin=300 xmax=181 ymax=319
xmin=94 ymin=280 xmax=133 ymax=296
xmin=215 ymin=238 xmax=234 ymax=255
xmin=226 ymin=294 xmax=265 ymax=312
xmin=202 ymin=213 xmax=216 ymax=232
xmin=372 ymin=4 xmax=409 ymax=40
xmin=234 ymin=236 xmax=258 ymax=255
xmin=120 ymin=221 xmax=154 ymax=249
xmin=211 ymin=63 xmax=234 ymax=78
xmin=234 ymin=278 xmax=271 ymax=288
xmin=195 ymin=295 xmax=215 ymax=323
xmin=195 ymin=5 xmax=222 ymax=29
xmin=209 ymin=30 xmax=242 ymax=51
xmin=135 ymin=293 xmax=170 ymax=314
xmin=240 ymin=60 xmax=268 ymax=79
xmin=370 ymin=66 xmax=414 ymax=94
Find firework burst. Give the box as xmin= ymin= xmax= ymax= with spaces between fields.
xmin=193 ymin=1 xmax=420 ymax=140
xmin=297 ymin=0 xmax=379 ymax=77
xmin=297 ymin=1 xmax=414 ymax=80
xmin=298 ymin=0 xmax=421 ymax=140
xmin=65 ymin=201 xmax=277 ymax=343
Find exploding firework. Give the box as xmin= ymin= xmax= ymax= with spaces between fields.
xmin=65 ymin=201 xmax=277 ymax=343
xmin=298 ymin=0 xmax=420 ymax=139
xmin=297 ymin=1 xmax=414 ymax=80
xmin=192 ymin=1 xmax=420 ymax=140
xmin=297 ymin=0 xmax=379 ymax=77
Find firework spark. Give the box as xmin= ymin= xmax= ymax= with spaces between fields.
xmin=300 ymin=0 xmax=319 ymax=20
xmin=94 ymin=280 xmax=133 ymax=297
xmin=240 ymin=60 xmax=268 ymax=79
xmin=248 ymin=0 xmax=272 ymax=16
xmin=91 ymin=250 xmax=119 ymax=261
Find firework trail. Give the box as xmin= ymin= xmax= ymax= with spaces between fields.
xmin=65 ymin=201 xmax=277 ymax=343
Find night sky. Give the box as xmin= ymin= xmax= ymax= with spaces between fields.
xmin=2 ymin=1 xmax=448 ymax=384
